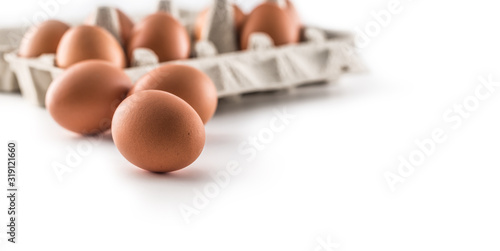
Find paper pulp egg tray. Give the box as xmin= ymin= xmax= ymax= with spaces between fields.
xmin=2 ymin=7 xmax=365 ymax=106
xmin=0 ymin=28 xmax=23 ymax=92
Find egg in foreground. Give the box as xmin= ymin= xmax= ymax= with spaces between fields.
xmin=112 ymin=90 xmax=206 ymax=173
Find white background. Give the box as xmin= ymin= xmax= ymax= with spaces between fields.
xmin=1 ymin=0 xmax=500 ymax=250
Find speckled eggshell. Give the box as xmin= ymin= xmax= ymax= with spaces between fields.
xmin=240 ymin=2 xmax=300 ymax=50
xmin=18 ymin=20 xmax=70 ymax=58
xmin=56 ymin=25 xmax=126 ymax=68
xmin=112 ymin=90 xmax=206 ymax=173
xmin=129 ymin=64 xmax=218 ymax=124
xmin=127 ymin=12 xmax=190 ymax=64
xmin=46 ymin=60 xmax=132 ymax=134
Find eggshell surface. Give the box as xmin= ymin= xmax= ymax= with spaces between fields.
xmin=56 ymin=25 xmax=126 ymax=68
xmin=19 ymin=20 xmax=70 ymax=58
xmin=46 ymin=60 xmax=131 ymax=134
xmin=129 ymin=64 xmax=218 ymax=124
xmin=112 ymin=90 xmax=205 ymax=173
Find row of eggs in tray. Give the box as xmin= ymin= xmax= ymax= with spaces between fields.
xmin=18 ymin=0 xmax=304 ymax=174
xmin=18 ymin=0 xmax=302 ymax=68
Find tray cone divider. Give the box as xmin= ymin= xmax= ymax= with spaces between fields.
xmin=202 ymin=0 xmax=238 ymax=54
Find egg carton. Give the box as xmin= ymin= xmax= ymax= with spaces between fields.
xmin=0 ymin=5 xmax=196 ymax=97
xmin=3 ymin=5 xmax=365 ymax=106
xmin=0 ymin=28 xmax=22 ymax=92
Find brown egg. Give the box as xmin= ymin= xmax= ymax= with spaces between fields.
xmin=112 ymin=90 xmax=205 ymax=173
xmin=18 ymin=20 xmax=70 ymax=58
xmin=56 ymin=25 xmax=126 ymax=69
xmin=129 ymin=64 xmax=218 ymax=124
xmin=46 ymin=60 xmax=131 ymax=134
xmin=194 ymin=5 xmax=246 ymax=41
xmin=128 ymin=12 xmax=190 ymax=64
xmin=116 ymin=9 xmax=134 ymax=46
xmin=286 ymin=0 xmax=301 ymax=30
xmin=240 ymin=2 xmax=300 ymax=50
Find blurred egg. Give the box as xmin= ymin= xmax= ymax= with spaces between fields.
xmin=114 ymin=9 xmax=134 ymax=47
xmin=286 ymin=0 xmax=301 ymax=30
xmin=112 ymin=90 xmax=205 ymax=173
xmin=129 ymin=64 xmax=218 ymax=124
xmin=240 ymin=1 xmax=300 ymax=50
xmin=18 ymin=20 xmax=70 ymax=58
xmin=194 ymin=5 xmax=246 ymax=41
xmin=56 ymin=25 xmax=126 ymax=68
xmin=46 ymin=60 xmax=131 ymax=134
xmin=128 ymin=12 xmax=190 ymax=64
